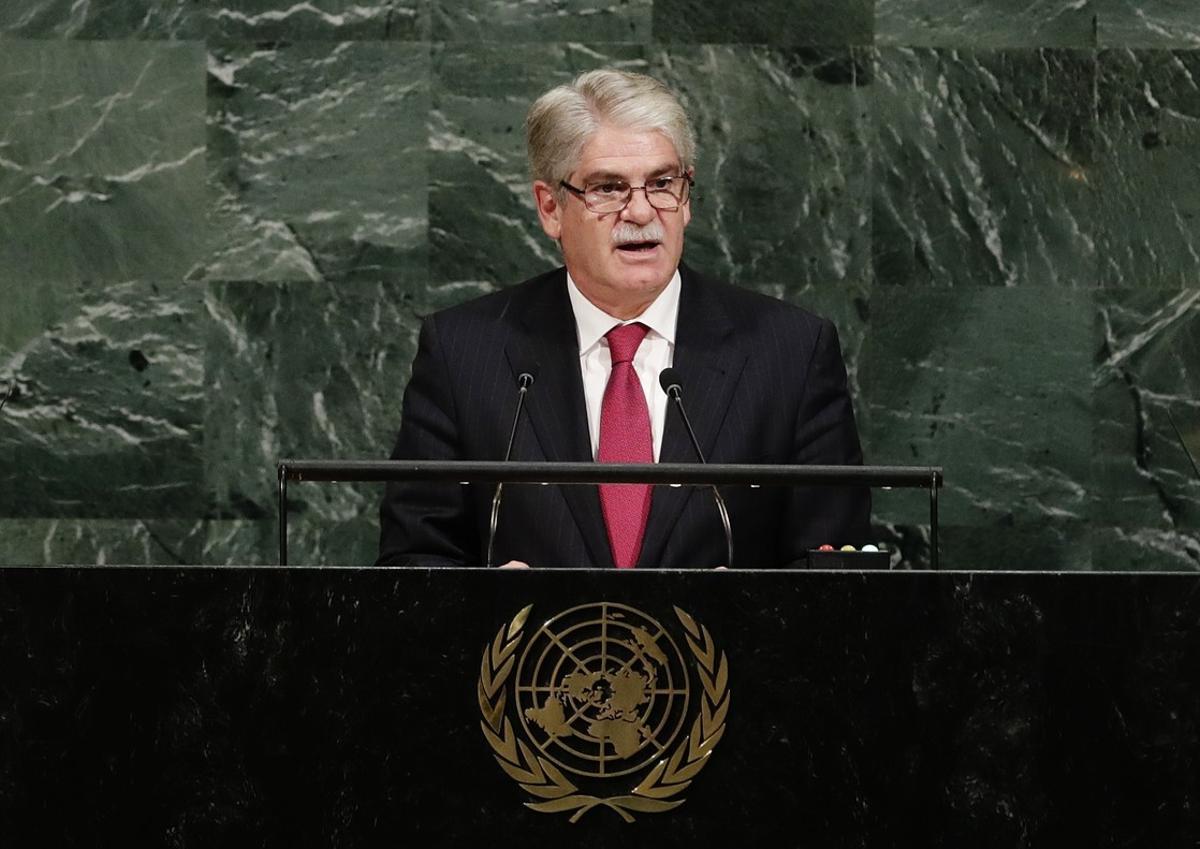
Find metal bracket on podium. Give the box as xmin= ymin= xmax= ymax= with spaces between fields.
xmin=276 ymin=460 xmax=943 ymax=569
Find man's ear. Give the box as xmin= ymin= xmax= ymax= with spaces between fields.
xmin=533 ymin=181 xmax=562 ymax=240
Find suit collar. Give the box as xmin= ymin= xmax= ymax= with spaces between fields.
xmin=504 ymin=268 xmax=613 ymax=567
xmin=659 ymin=263 xmax=742 ymax=462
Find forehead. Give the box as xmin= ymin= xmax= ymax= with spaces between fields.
xmin=572 ymin=125 xmax=681 ymax=180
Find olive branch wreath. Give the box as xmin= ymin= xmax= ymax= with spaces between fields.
xmin=478 ymin=604 xmax=730 ymax=823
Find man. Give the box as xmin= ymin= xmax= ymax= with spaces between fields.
xmin=376 ymin=69 xmax=869 ymax=568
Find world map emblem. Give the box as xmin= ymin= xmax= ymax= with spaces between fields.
xmin=478 ymin=602 xmax=730 ymax=822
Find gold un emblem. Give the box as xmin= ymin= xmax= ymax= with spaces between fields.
xmin=478 ymin=602 xmax=731 ymax=823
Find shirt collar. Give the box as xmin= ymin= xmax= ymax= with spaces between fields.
xmin=566 ymin=268 xmax=681 ymax=355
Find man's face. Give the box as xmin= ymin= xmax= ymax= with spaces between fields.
xmin=534 ymin=124 xmax=691 ymax=319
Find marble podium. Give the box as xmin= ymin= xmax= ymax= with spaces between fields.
xmin=1 ymin=567 xmax=1197 ymax=847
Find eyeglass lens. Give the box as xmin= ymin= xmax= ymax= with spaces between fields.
xmin=584 ymin=177 xmax=689 ymax=211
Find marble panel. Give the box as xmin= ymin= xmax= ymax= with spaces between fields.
xmin=0 ymin=0 xmax=204 ymax=38
xmin=283 ymin=513 xmax=381 ymax=566
xmin=202 ymin=280 xmax=418 ymax=528
xmin=873 ymin=520 xmax=1099 ymax=573
xmin=0 ymin=519 xmax=207 ymax=565
xmin=655 ymin=46 xmax=873 ymax=290
xmin=1094 ymin=50 xmax=1200 ymax=287
xmin=859 ymin=288 xmax=1093 ymax=531
xmin=0 ymin=276 xmax=70 ymax=361
xmin=202 ymin=515 xmax=380 ymax=565
xmin=201 ymin=517 xmax=274 ymax=564
xmin=432 ymin=0 xmax=650 ymax=42
xmin=939 ymin=520 xmax=1092 ymax=570
xmin=0 ymin=514 xmax=385 ymax=566
xmin=875 ymin=0 xmax=1200 ymax=49
xmin=1093 ymin=291 xmax=1200 ymax=566
xmin=0 ymin=40 xmax=206 ymax=283
xmin=1091 ymin=527 xmax=1200 ymax=570
xmin=779 ymin=283 xmax=872 ymax=422
xmin=0 ymin=278 xmax=207 ymax=518
xmin=429 ymin=43 xmax=646 ymax=287
xmin=873 ymin=501 xmax=1094 ymax=571
xmin=210 ymin=0 xmax=428 ymax=40
xmin=876 ymin=0 xmax=1097 ymax=48
xmin=652 ymin=0 xmax=873 ymax=47
xmin=873 ymin=48 xmax=1097 ymax=287
xmin=205 ymin=41 xmax=428 ymax=283
xmin=1094 ymin=0 xmax=1200 ymax=48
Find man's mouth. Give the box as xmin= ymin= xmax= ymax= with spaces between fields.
xmin=616 ymin=241 xmax=660 ymax=253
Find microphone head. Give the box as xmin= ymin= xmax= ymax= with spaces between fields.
xmin=516 ymin=364 xmax=538 ymax=389
xmin=659 ymin=367 xmax=682 ymax=396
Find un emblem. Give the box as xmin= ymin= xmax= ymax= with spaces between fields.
xmin=478 ymin=603 xmax=730 ymax=823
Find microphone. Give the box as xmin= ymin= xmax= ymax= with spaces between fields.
xmin=659 ymin=368 xmax=734 ymax=568
xmin=486 ymin=366 xmax=537 ymax=566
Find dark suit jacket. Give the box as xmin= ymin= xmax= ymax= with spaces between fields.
xmin=376 ymin=264 xmax=870 ymax=568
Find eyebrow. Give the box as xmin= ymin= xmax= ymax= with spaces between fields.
xmin=578 ymin=164 xmax=681 ymax=183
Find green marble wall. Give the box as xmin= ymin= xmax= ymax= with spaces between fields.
xmin=1 ymin=1 xmax=1197 ymax=569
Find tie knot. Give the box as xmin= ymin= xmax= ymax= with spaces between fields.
xmin=606 ymin=322 xmax=649 ymax=365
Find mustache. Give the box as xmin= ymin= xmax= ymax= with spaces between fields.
xmin=611 ymin=221 xmax=665 ymax=246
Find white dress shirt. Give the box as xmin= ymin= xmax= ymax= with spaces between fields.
xmin=566 ymin=270 xmax=680 ymax=461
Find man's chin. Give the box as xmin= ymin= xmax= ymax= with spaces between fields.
xmin=610 ymin=245 xmax=680 ymax=288
xmin=575 ymin=260 xmax=675 ymax=317
xmin=609 ymin=263 xmax=673 ymax=292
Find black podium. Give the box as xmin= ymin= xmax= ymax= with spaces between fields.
xmin=2 ymin=566 xmax=1198 ymax=847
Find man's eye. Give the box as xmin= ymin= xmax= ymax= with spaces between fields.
xmin=649 ymin=177 xmax=675 ymax=191
xmin=589 ymin=182 xmax=626 ymax=195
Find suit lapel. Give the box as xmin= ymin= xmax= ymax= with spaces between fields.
xmin=638 ymin=265 xmax=747 ymax=567
xmin=505 ymin=270 xmax=614 ymax=568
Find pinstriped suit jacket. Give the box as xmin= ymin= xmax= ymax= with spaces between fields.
xmin=376 ymin=264 xmax=870 ymax=568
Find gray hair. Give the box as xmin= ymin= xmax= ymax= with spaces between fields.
xmin=525 ymin=69 xmax=696 ymax=188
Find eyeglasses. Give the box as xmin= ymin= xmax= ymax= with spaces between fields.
xmin=559 ymin=174 xmax=693 ymax=214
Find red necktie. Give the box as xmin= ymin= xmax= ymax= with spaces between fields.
xmin=597 ymin=322 xmax=654 ymax=569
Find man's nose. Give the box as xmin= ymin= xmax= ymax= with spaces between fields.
xmin=620 ymin=186 xmax=657 ymax=223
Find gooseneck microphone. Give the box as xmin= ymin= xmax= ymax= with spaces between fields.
xmin=659 ymin=368 xmax=734 ymax=568
xmin=486 ymin=367 xmax=537 ymax=566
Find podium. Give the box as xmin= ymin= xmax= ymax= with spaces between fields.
xmin=2 ymin=566 xmax=1198 ymax=846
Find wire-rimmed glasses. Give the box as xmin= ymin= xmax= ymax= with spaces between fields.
xmin=560 ymin=174 xmax=693 ymax=214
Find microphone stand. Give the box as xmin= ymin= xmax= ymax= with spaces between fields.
xmin=486 ymin=372 xmax=534 ymax=566
xmin=660 ymin=370 xmax=734 ymax=568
